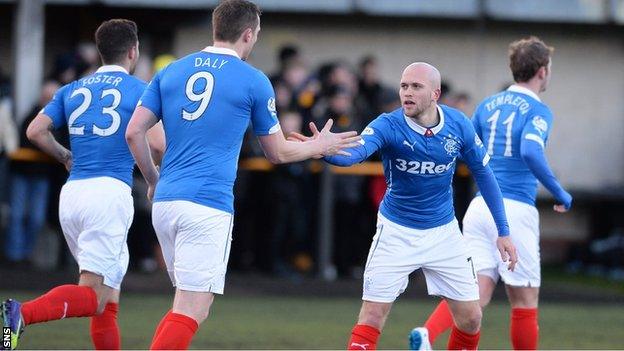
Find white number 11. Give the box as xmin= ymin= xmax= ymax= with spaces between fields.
xmin=486 ymin=110 xmax=515 ymax=157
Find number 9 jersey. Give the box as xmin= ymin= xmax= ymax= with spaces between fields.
xmin=138 ymin=46 xmax=280 ymax=214
xmin=43 ymin=65 xmax=147 ymax=186
xmin=471 ymin=85 xmax=554 ymax=206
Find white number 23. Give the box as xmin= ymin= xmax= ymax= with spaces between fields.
xmin=68 ymin=87 xmax=121 ymax=136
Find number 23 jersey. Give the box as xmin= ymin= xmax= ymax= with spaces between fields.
xmin=139 ymin=46 xmax=280 ymax=214
xmin=44 ymin=65 xmax=146 ymax=186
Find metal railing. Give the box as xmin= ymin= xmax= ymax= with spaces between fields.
xmin=239 ymin=157 xmax=383 ymax=280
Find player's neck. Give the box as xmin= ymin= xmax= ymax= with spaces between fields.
xmin=213 ymin=41 xmax=244 ymax=59
xmin=515 ymin=81 xmax=541 ymax=97
xmin=102 ymin=61 xmax=131 ymax=73
xmin=410 ymin=104 xmax=439 ymax=128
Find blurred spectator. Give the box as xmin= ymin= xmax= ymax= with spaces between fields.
xmin=313 ymin=62 xmax=358 ymax=124
xmin=133 ymin=56 xmax=154 ymax=82
xmin=446 ymin=90 xmax=473 ymax=225
xmin=127 ymin=168 xmax=160 ymax=273
xmin=319 ymin=61 xmax=358 ymax=97
xmin=317 ymin=85 xmax=368 ymax=278
xmin=449 ymin=91 xmax=472 ymax=115
xmin=153 ymin=54 xmax=176 ymax=73
xmin=273 ymin=79 xmax=295 ymax=112
xmin=270 ymin=44 xmax=302 ymax=83
xmin=379 ymin=87 xmax=401 ymax=112
xmin=439 ymin=80 xmax=452 ymax=105
xmin=269 ymin=110 xmax=310 ymax=277
xmin=282 ymin=62 xmax=309 ymax=93
xmin=51 ymin=53 xmax=78 ymax=85
xmin=0 ymin=82 xmax=18 ymax=236
xmin=0 ymin=67 xmax=10 ymax=97
xmin=358 ymin=55 xmax=384 ymax=117
xmin=231 ymin=126 xmax=273 ymax=271
xmin=76 ymin=42 xmax=100 ymax=77
xmin=4 ymin=80 xmax=60 ymax=265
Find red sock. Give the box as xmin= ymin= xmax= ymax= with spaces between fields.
xmin=347 ymin=324 xmax=380 ymax=350
xmin=511 ymin=308 xmax=538 ymax=350
xmin=424 ymin=300 xmax=454 ymax=344
xmin=21 ymin=284 xmax=98 ymax=325
xmin=90 ymin=303 xmax=120 ymax=350
xmin=447 ymin=326 xmax=480 ymax=350
xmin=151 ymin=310 xmax=173 ymax=345
xmin=150 ymin=312 xmax=199 ymax=350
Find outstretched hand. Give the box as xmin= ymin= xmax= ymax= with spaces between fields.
xmin=287 ymin=119 xmax=361 ymax=157
xmin=287 ymin=121 xmax=321 ymax=143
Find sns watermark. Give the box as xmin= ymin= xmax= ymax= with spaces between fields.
xmin=2 ymin=327 xmax=10 ymax=349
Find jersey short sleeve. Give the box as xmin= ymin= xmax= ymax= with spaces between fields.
xmin=139 ymin=69 xmax=163 ymax=119
xmin=43 ymin=84 xmax=70 ymax=129
xmin=250 ymin=71 xmax=280 ymax=136
xmin=521 ymin=106 xmax=553 ymax=148
xmin=460 ymin=116 xmax=489 ymax=169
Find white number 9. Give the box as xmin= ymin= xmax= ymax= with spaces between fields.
xmin=182 ymin=71 xmax=215 ymax=121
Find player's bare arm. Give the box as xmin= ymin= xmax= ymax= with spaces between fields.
xmin=147 ymin=120 xmax=165 ymax=166
xmin=126 ymin=105 xmax=160 ymax=200
xmin=258 ymin=118 xmax=360 ymax=164
xmin=26 ymin=113 xmax=72 ymax=171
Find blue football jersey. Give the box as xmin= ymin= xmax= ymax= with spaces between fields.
xmin=44 ymin=65 xmax=146 ymax=186
xmin=360 ymin=105 xmax=489 ymax=229
xmin=472 ymin=85 xmax=553 ymax=206
xmin=139 ymin=46 xmax=280 ymax=214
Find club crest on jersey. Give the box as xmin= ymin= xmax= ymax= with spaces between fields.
xmin=362 ymin=127 xmax=374 ymax=136
xmin=532 ymin=116 xmax=548 ymax=135
xmin=267 ymin=97 xmax=277 ymax=117
xmin=442 ymin=135 xmax=460 ymax=157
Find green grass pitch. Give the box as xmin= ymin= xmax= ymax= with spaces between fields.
xmin=4 ymin=291 xmax=624 ymax=349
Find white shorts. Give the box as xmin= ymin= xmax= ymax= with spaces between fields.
xmin=362 ymin=213 xmax=479 ymax=303
xmin=59 ymin=177 xmax=134 ymax=290
xmin=463 ymin=196 xmax=541 ymax=287
xmin=152 ymin=200 xmax=233 ymax=294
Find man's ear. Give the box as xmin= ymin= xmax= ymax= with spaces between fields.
xmin=432 ymin=88 xmax=441 ymax=101
xmin=537 ymin=66 xmax=547 ymax=80
xmin=242 ymin=28 xmax=253 ymax=43
xmin=129 ymin=46 xmax=138 ymax=61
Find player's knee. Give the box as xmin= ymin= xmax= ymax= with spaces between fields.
xmin=358 ymin=304 xmax=390 ymax=330
xmin=479 ymin=294 xmax=492 ymax=308
xmin=455 ymin=307 xmax=482 ymax=334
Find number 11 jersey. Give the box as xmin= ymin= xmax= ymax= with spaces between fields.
xmin=139 ymin=46 xmax=280 ymax=214
xmin=471 ymin=85 xmax=554 ymax=206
